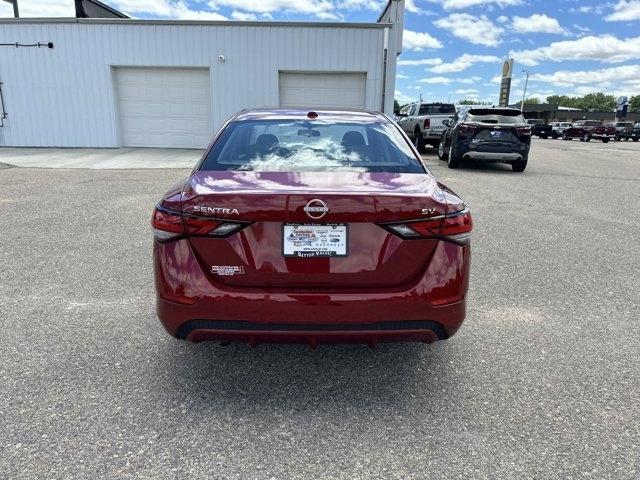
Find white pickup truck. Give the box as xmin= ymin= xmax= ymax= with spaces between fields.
xmin=396 ymin=102 xmax=456 ymax=153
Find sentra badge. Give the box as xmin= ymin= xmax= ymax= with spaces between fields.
xmin=194 ymin=205 xmax=239 ymax=215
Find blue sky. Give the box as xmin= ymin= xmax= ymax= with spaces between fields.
xmin=2 ymin=0 xmax=640 ymax=105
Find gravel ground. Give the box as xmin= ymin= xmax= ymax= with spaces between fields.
xmin=0 ymin=138 xmax=638 ymax=479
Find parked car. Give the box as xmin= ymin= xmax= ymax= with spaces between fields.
xmin=610 ymin=121 xmax=635 ymax=141
xmin=396 ymin=102 xmax=456 ymax=153
xmin=526 ymin=119 xmax=552 ymax=139
xmin=152 ymin=108 xmax=472 ymax=346
xmin=437 ymin=107 xmax=530 ymax=172
xmin=562 ymin=120 xmax=616 ymax=143
xmin=550 ymin=122 xmax=572 ymax=139
xmin=616 ymin=123 xmax=640 ymax=142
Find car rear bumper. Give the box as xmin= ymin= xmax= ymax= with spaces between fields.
xmin=154 ymin=239 xmax=470 ymax=345
xmin=462 ymin=151 xmax=524 ymax=162
xmin=422 ymin=131 xmax=445 ymax=140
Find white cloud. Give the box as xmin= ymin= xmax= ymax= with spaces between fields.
xmin=510 ymin=35 xmax=640 ymax=66
xmin=497 ymin=15 xmax=508 ymax=23
xmin=606 ymin=1 xmax=640 ymax=21
xmin=435 ymin=0 xmax=521 ymax=9
xmin=397 ymin=58 xmax=443 ymax=66
xmin=111 ymin=0 xmax=172 ymax=16
xmin=418 ymin=76 xmax=451 ymax=84
xmin=456 ymin=76 xmax=482 ymax=84
xmin=396 ymin=73 xmax=409 ymax=79
xmin=405 ymin=0 xmax=423 ymax=14
xmin=530 ymin=64 xmax=640 ymax=87
xmin=395 ymin=90 xmax=415 ymax=102
xmin=434 ymin=14 xmax=503 ymax=47
xmin=403 ymin=30 xmax=444 ymax=50
xmin=430 ymin=53 xmax=500 ymax=73
xmin=207 ymin=0 xmax=337 ymax=19
xmin=171 ymin=2 xmax=227 ymax=20
xmin=231 ymin=10 xmax=257 ymax=20
xmin=454 ymin=88 xmax=479 ymax=95
xmin=512 ymin=14 xmax=567 ymax=35
xmin=0 ymin=0 xmax=73 ymax=16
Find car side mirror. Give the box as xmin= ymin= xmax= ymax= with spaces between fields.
xmin=442 ymin=119 xmax=450 ymax=126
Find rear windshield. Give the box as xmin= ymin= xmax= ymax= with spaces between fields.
xmin=419 ymin=104 xmax=456 ymax=115
xmin=200 ymin=119 xmax=425 ymax=173
xmin=468 ymin=109 xmax=526 ymax=125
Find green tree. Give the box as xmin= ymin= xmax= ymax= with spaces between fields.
xmin=522 ymin=97 xmax=541 ymax=105
xmin=629 ymin=95 xmax=640 ymax=112
xmin=394 ymin=99 xmax=409 ymax=114
xmin=457 ymin=99 xmax=492 ymax=105
xmin=576 ymin=92 xmax=616 ymax=111
xmin=546 ymin=95 xmax=578 ymax=108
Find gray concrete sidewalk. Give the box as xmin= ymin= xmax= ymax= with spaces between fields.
xmin=0 ymin=147 xmax=204 ymax=169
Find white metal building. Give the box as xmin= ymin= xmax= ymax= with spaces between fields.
xmin=0 ymin=1 xmax=404 ymax=149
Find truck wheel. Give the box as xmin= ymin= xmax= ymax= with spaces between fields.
xmin=447 ymin=142 xmax=460 ymax=169
xmin=633 ymin=138 xmax=639 ymax=142
xmin=552 ymin=132 xmax=558 ymax=139
xmin=602 ymin=138 xmax=610 ymax=143
xmin=437 ymin=139 xmax=448 ymax=160
xmin=563 ymin=134 xmax=571 ymax=141
xmin=614 ymin=134 xmax=621 ymax=141
xmin=413 ymin=129 xmax=426 ymax=154
xmin=541 ymin=134 xmax=548 ymax=139
xmin=512 ymin=157 xmax=527 ymax=172
xmin=581 ymin=133 xmax=590 ymax=142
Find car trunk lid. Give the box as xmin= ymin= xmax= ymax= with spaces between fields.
xmin=181 ymin=171 xmax=448 ymax=289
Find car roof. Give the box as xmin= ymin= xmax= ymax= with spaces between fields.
xmin=233 ymin=108 xmax=388 ymax=123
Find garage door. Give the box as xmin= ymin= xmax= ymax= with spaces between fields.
xmin=115 ymin=68 xmax=212 ymax=148
xmin=279 ymin=72 xmax=366 ymax=109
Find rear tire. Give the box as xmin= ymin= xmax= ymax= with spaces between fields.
xmin=437 ymin=139 xmax=448 ymax=160
xmin=512 ymin=157 xmax=528 ymax=172
xmin=414 ymin=129 xmax=426 ymax=154
xmin=581 ymin=133 xmax=590 ymax=142
xmin=633 ymin=138 xmax=639 ymax=142
xmin=447 ymin=142 xmax=460 ymax=169
xmin=602 ymin=138 xmax=610 ymax=143
xmin=563 ymin=133 xmax=571 ymax=141
xmin=541 ymin=134 xmax=548 ymax=139
xmin=552 ymin=132 xmax=558 ymax=139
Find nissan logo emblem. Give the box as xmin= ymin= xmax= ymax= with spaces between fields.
xmin=303 ymin=199 xmax=329 ymax=220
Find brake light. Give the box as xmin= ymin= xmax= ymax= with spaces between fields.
xmin=381 ymin=208 xmax=472 ymax=245
xmin=458 ymin=123 xmax=476 ymax=133
xmin=152 ymin=205 xmax=250 ymax=242
xmin=516 ymin=126 xmax=532 ymax=136
xmin=152 ymin=206 xmax=185 ymax=242
xmin=423 ymin=118 xmax=431 ymax=129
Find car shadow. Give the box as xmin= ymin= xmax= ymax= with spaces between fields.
xmin=152 ymin=339 xmax=457 ymax=411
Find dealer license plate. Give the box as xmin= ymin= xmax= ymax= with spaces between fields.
xmin=282 ymin=224 xmax=348 ymax=257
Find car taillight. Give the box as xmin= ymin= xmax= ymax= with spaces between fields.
xmin=458 ymin=123 xmax=476 ymax=133
xmin=423 ymin=118 xmax=431 ymax=129
xmin=152 ymin=206 xmax=185 ymax=242
xmin=517 ymin=126 xmax=532 ymax=136
xmin=381 ymin=208 xmax=472 ymax=245
xmin=152 ymin=205 xmax=250 ymax=242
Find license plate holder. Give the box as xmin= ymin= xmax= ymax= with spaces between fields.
xmin=282 ymin=223 xmax=348 ymax=258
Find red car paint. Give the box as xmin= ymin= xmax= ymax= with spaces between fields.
xmin=153 ymin=109 xmax=472 ymax=346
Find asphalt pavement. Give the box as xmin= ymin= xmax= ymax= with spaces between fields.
xmin=0 ymin=138 xmax=638 ymax=479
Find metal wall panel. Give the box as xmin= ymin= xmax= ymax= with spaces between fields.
xmin=0 ymin=21 xmax=386 ymax=147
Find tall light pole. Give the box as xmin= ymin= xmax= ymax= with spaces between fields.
xmin=2 ymin=0 xmax=19 ymax=17
xmin=520 ymin=69 xmax=530 ymax=112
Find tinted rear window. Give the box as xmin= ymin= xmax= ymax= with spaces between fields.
xmin=200 ymin=119 xmax=425 ymax=173
xmin=419 ymin=104 xmax=456 ymax=115
xmin=467 ymin=109 xmax=526 ymax=124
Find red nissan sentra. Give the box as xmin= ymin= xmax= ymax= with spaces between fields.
xmin=152 ymin=109 xmax=472 ymax=346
